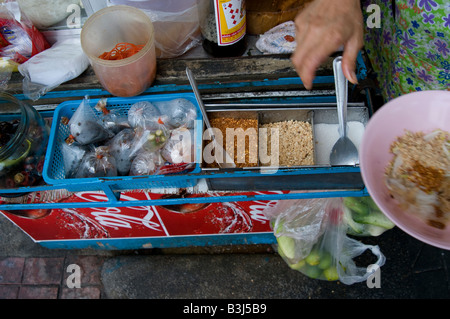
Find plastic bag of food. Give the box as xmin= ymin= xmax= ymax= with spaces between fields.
xmin=343 ymin=196 xmax=395 ymax=237
xmin=75 ymin=146 xmax=117 ymax=178
xmin=127 ymin=101 xmax=163 ymax=130
xmin=155 ymin=98 xmax=197 ymax=129
xmin=130 ymin=118 xmax=170 ymax=156
xmin=18 ymin=37 xmax=89 ymax=101
xmin=0 ymin=0 xmax=50 ymax=64
xmin=60 ymin=139 xmax=88 ymax=178
xmin=160 ymin=127 xmax=195 ymax=164
xmin=129 ymin=150 xmax=164 ymax=176
xmin=265 ymin=197 xmax=386 ymax=285
xmin=95 ymin=98 xmax=130 ymax=134
xmin=106 ymin=128 xmax=135 ymax=176
xmin=68 ymin=97 xmax=112 ymax=145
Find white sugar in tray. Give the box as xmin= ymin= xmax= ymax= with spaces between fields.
xmin=314 ymin=121 xmax=365 ymax=165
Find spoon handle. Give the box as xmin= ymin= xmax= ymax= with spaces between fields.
xmin=186 ymin=67 xmax=213 ymax=135
xmin=333 ymin=56 xmax=348 ymax=138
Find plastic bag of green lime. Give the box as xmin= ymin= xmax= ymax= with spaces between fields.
xmin=268 ymin=198 xmax=386 ymax=285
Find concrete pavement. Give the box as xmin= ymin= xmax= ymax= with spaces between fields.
xmin=1 ymin=211 xmax=450 ymax=299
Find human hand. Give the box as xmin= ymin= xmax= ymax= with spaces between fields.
xmin=291 ymin=0 xmax=364 ymax=90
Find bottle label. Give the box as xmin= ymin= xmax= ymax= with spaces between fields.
xmin=214 ymin=0 xmax=246 ymax=46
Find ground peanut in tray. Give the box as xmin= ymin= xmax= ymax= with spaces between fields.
xmin=259 ymin=120 xmax=314 ymax=167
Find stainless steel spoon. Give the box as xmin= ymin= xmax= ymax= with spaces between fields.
xmin=186 ymin=67 xmax=236 ymax=168
xmin=329 ymin=56 xmax=359 ymax=166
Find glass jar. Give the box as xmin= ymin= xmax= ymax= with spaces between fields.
xmin=0 ymin=93 xmax=49 ymax=192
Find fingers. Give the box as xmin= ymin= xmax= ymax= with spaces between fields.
xmin=291 ymin=0 xmax=364 ymax=90
xmin=292 ymin=37 xmax=338 ymax=90
xmin=341 ymin=24 xmax=364 ymax=85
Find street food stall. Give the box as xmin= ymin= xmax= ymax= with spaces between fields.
xmin=3 ymin=0 xmax=448 ymax=285
xmin=0 ymin=1 xmax=376 ymax=250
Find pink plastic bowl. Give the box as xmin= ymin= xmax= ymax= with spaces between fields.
xmin=360 ymin=90 xmax=450 ymax=250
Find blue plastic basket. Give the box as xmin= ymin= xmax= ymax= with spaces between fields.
xmin=43 ymin=93 xmax=203 ymax=192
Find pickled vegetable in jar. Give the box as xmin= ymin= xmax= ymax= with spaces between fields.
xmin=0 ymin=93 xmax=49 ymax=192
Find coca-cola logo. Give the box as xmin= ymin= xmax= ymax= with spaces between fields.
xmin=73 ymin=192 xmax=162 ymax=232
xmin=247 ymin=191 xmax=283 ymax=223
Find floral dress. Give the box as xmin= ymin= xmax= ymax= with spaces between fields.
xmin=362 ymin=0 xmax=450 ymax=101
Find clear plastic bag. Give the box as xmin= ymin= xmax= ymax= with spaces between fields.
xmin=105 ymin=128 xmax=136 ymax=176
xmin=130 ymin=119 xmax=170 ymax=156
xmin=127 ymin=101 xmax=162 ymax=130
xmin=160 ymin=127 xmax=195 ymax=164
xmin=60 ymin=140 xmax=88 ymax=178
xmin=95 ymin=98 xmax=130 ymax=134
xmin=75 ymin=146 xmax=117 ymax=178
xmin=129 ymin=150 xmax=164 ymax=176
xmin=265 ymin=197 xmax=387 ymax=285
xmin=155 ymin=98 xmax=197 ymax=129
xmin=68 ymin=97 xmax=112 ymax=145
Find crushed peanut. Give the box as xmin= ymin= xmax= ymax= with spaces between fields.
xmin=259 ymin=120 xmax=314 ymax=167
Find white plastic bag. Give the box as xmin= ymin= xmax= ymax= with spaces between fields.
xmin=107 ymin=0 xmax=201 ymax=58
xmin=264 ymin=197 xmax=386 ymax=285
xmin=18 ymin=37 xmax=89 ymax=100
xmin=255 ymin=21 xmax=297 ymax=54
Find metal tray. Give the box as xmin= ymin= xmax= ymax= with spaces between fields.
xmin=202 ymin=105 xmax=369 ymax=191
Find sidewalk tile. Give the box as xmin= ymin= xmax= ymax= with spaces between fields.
xmin=0 ymin=257 xmax=25 ymax=284
xmin=60 ymin=286 xmax=102 ymax=299
xmin=18 ymin=286 xmax=59 ymax=299
xmin=22 ymin=257 xmax=64 ymax=285
xmin=64 ymin=256 xmax=104 ymax=285
xmin=0 ymin=285 xmax=20 ymax=299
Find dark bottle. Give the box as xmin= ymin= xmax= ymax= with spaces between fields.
xmin=200 ymin=0 xmax=248 ymax=57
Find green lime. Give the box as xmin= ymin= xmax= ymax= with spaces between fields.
xmin=323 ymin=266 xmax=339 ymax=281
xmin=303 ymin=265 xmax=322 ymax=279
xmin=318 ymin=252 xmax=332 ymax=270
xmin=305 ymin=249 xmax=321 ymax=266
xmin=289 ymin=259 xmax=306 ymax=271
